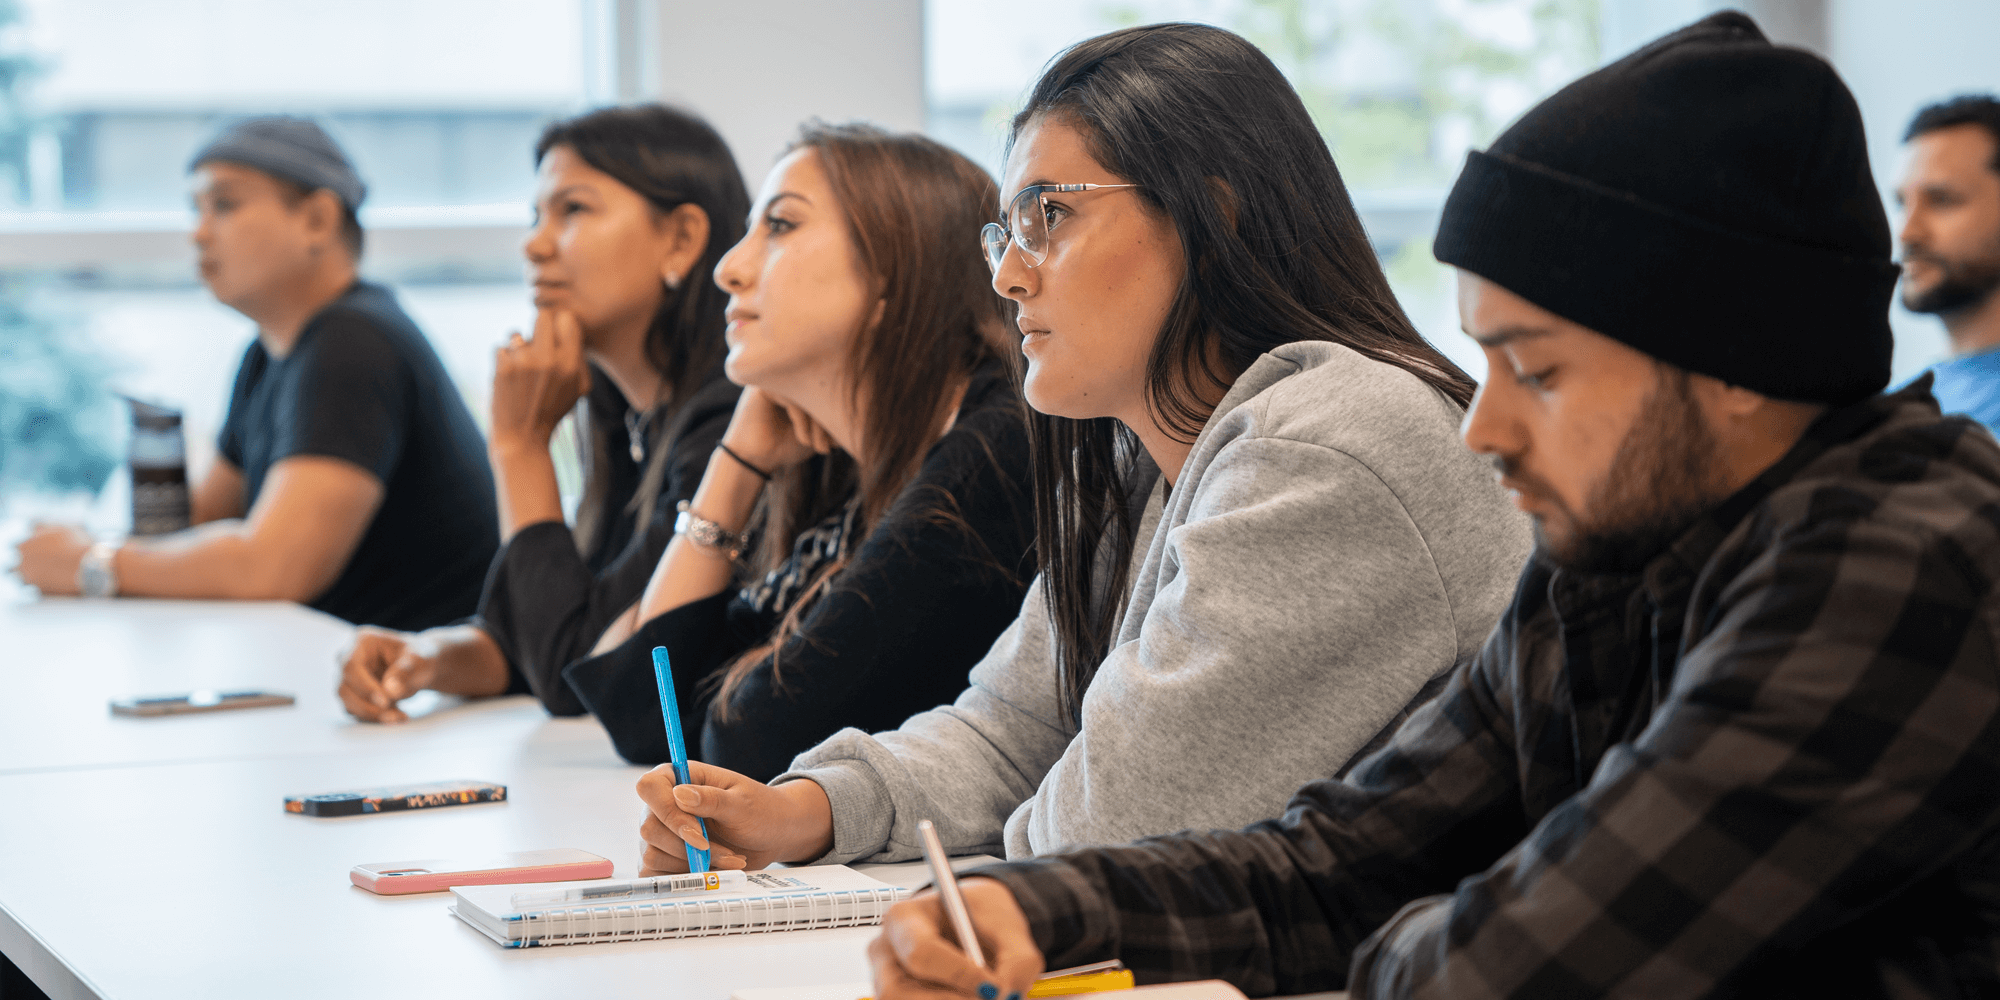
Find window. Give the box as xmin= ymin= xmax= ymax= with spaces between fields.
xmin=1 ymin=0 xmax=604 ymax=517
xmin=927 ymin=0 xmax=1604 ymax=384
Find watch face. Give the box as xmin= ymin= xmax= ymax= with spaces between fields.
xmin=78 ymin=551 xmax=115 ymax=598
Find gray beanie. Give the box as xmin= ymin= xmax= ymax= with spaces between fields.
xmin=188 ymin=116 xmax=367 ymax=211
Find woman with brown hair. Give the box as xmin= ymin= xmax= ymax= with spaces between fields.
xmin=565 ymin=122 xmax=1035 ymax=780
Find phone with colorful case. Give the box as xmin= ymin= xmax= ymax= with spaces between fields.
xmin=350 ymin=848 xmax=613 ymax=895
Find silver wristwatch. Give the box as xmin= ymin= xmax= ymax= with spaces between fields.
xmin=674 ymin=501 xmax=742 ymax=559
xmin=77 ymin=540 xmax=121 ymax=598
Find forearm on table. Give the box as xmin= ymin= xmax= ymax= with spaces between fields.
xmin=780 ymin=701 xmax=1045 ymax=864
xmin=113 ymin=521 xmax=327 ymax=601
xmin=490 ymin=440 xmax=565 ymax=541
xmin=982 ymin=823 xmax=1345 ymax=992
xmin=1349 ymin=664 xmax=2000 ymax=995
xmin=188 ymin=464 xmax=246 ymax=525
xmin=426 ymin=623 xmax=512 ymax=696
xmin=988 ymin=790 xmax=1477 ymax=995
xmin=636 ymin=450 xmax=765 ymax=620
xmin=770 ymin=593 xmax=1072 ymax=863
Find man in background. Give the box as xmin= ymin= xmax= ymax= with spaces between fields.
xmin=13 ymin=117 xmax=498 ymax=631
xmin=1900 ymin=95 xmax=2000 ymax=433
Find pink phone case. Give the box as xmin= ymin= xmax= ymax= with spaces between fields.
xmin=350 ymin=848 xmax=614 ymax=895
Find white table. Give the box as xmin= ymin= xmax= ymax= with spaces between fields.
xmin=0 ymin=597 xmax=1349 ymax=1000
xmin=0 ymin=598 xmax=598 ymax=775
xmin=0 ymin=597 xmax=902 ymax=1000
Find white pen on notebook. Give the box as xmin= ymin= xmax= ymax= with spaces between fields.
xmin=509 ymin=869 xmax=745 ymax=908
xmin=917 ymin=818 xmax=987 ymax=970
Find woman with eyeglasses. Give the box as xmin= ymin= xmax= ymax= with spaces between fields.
xmin=338 ymin=105 xmax=748 ymax=723
xmin=554 ymin=122 xmax=1036 ymax=780
xmin=632 ymin=23 xmax=1532 ymax=874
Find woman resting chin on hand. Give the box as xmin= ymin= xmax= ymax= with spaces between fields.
xmin=563 ymin=122 xmax=1037 ymax=783
xmin=337 ymin=105 xmax=745 ymax=724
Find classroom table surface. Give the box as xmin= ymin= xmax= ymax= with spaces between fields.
xmin=0 ymin=596 xmax=916 ymax=1000
xmin=1 ymin=595 xmax=1348 ymax=1000
xmin=0 ymin=596 xmax=581 ymax=776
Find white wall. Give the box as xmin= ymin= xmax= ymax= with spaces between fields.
xmin=1827 ymin=1 xmax=2000 ymax=380
xmin=1830 ymin=1 xmax=2000 ymax=207
xmin=647 ymin=0 xmax=926 ymax=184
xmin=24 ymin=0 xmax=586 ymax=110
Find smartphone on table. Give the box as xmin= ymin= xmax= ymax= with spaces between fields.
xmin=110 ymin=690 xmax=294 ymax=716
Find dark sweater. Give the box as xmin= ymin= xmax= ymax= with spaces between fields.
xmin=563 ymin=369 xmax=1036 ymax=781
xmin=475 ymin=369 xmax=738 ymax=712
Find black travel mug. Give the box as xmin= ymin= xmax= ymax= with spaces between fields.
xmin=125 ymin=397 xmax=190 ymax=536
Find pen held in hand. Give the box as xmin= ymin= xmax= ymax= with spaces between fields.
xmin=651 ymin=645 xmax=710 ymax=874
xmin=917 ymin=818 xmax=987 ymax=970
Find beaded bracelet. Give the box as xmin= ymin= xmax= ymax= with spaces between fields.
xmin=674 ymin=501 xmax=743 ymax=561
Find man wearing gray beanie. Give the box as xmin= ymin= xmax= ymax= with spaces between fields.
xmin=856 ymin=13 xmax=2000 ymax=999
xmin=14 ymin=117 xmax=498 ymax=631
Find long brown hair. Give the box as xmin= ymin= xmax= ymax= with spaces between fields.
xmin=533 ymin=105 xmax=750 ymax=556
xmin=1018 ymin=24 xmax=1479 ymax=726
xmin=709 ymin=121 xmax=1015 ymax=714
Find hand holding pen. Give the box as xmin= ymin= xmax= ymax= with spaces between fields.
xmin=866 ymin=820 xmax=1045 ymax=1000
xmin=636 ymin=757 xmax=839 ymax=875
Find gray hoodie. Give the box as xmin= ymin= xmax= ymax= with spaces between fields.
xmin=779 ymin=340 xmax=1533 ymax=863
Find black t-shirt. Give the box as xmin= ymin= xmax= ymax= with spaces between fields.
xmin=217 ymin=281 xmax=498 ymax=630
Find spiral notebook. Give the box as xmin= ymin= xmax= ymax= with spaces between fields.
xmin=451 ymin=865 xmax=911 ymax=948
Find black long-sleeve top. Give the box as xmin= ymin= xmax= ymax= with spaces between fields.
xmin=476 ymin=369 xmax=739 ymax=714
xmin=562 ymin=369 xmax=1036 ymax=781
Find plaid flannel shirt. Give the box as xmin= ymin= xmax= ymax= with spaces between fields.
xmin=979 ymin=380 xmax=2000 ymax=998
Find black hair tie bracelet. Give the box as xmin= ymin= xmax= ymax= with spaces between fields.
xmin=717 ymin=443 xmax=774 ymax=482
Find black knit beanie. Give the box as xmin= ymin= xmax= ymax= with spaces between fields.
xmin=1434 ymin=11 xmax=1898 ymax=405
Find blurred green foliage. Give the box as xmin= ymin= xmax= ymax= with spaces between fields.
xmin=1089 ymin=0 xmax=1601 ymax=362
xmin=0 ymin=289 xmax=121 ymax=495
xmin=1262 ymin=0 xmax=1597 ymax=187
xmin=1102 ymin=0 xmax=1600 ymax=188
xmin=0 ymin=0 xmax=120 ymax=498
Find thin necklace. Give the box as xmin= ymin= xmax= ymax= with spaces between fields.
xmin=623 ymin=407 xmax=651 ymax=464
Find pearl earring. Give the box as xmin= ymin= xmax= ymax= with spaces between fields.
xmin=664 ymin=271 xmax=682 ymax=291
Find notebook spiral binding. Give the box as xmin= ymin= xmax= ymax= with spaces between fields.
xmin=505 ymin=886 xmax=908 ymax=948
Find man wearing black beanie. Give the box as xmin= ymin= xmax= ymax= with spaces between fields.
xmin=861 ymin=13 xmax=2000 ymax=1000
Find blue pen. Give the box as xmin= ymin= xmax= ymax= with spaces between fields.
xmin=650 ymin=645 xmax=710 ymax=874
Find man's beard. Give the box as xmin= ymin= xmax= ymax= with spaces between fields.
xmin=1903 ymin=239 xmax=2000 ymax=316
xmin=1511 ymin=371 xmax=1728 ymax=574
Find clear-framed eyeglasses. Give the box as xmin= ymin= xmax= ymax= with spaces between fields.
xmin=980 ymin=183 xmax=1139 ymax=272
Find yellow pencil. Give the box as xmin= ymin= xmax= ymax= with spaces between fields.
xmin=859 ymin=960 xmax=1135 ymax=1000
xmin=1025 ymin=968 xmax=1137 ymax=997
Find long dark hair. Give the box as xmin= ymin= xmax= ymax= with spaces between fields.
xmin=710 ymin=122 xmax=1015 ymax=715
xmin=1017 ymin=23 xmax=1478 ymax=725
xmin=533 ymin=105 xmax=750 ymax=555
